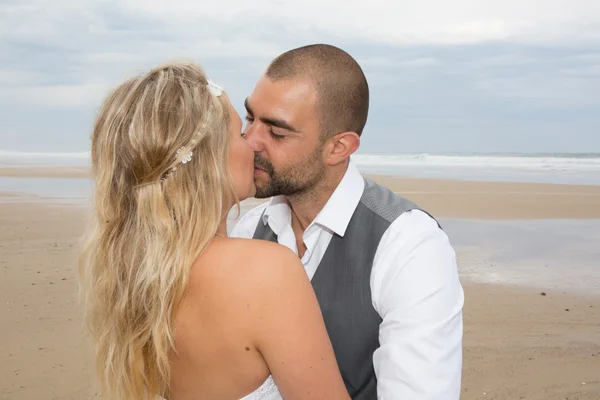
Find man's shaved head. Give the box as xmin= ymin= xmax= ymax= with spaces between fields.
xmin=265 ymin=44 xmax=369 ymax=138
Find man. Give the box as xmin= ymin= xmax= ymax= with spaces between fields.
xmin=230 ymin=44 xmax=464 ymax=399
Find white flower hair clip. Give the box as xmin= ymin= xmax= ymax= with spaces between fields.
xmin=176 ymin=147 xmax=193 ymax=164
xmin=157 ymin=147 xmax=192 ymax=183
xmin=206 ymin=79 xmax=223 ymax=97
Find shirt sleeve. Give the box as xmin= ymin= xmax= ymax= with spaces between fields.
xmin=371 ymin=209 xmax=464 ymax=399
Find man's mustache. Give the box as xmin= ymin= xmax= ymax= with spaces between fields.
xmin=254 ymin=154 xmax=274 ymax=175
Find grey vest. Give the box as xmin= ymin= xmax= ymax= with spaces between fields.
xmin=253 ymin=177 xmax=435 ymax=399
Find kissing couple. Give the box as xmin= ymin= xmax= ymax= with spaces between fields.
xmin=79 ymin=44 xmax=464 ymax=400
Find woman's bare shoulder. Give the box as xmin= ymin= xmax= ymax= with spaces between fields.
xmin=209 ymin=237 xmax=299 ymax=269
xmin=221 ymin=237 xmax=296 ymax=257
xmin=188 ymin=238 xmax=306 ymax=305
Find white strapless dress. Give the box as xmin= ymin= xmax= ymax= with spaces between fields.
xmin=239 ymin=376 xmax=282 ymax=400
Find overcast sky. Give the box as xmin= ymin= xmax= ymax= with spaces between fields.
xmin=1 ymin=0 xmax=599 ymax=154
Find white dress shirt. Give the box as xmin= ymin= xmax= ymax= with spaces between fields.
xmin=230 ymin=159 xmax=464 ymax=399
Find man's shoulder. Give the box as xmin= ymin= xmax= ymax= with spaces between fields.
xmin=229 ymin=200 xmax=270 ymax=238
xmin=390 ymin=209 xmax=442 ymax=235
xmin=360 ymin=177 xmax=436 ymax=226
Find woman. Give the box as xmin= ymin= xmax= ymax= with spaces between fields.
xmin=78 ymin=61 xmax=350 ymax=400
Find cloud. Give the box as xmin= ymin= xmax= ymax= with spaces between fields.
xmin=561 ymin=63 xmax=600 ymax=77
xmin=121 ymin=0 xmax=600 ymax=45
xmin=1 ymin=83 xmax=111 ymax=108
xmin=0 ymin=0 xmax=599 ymax=153
xmin=360 ymin=57 xmax=440 ymax=69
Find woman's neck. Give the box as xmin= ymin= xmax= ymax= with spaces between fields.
xmin=216 ymin=218 xmax=228 ymax=237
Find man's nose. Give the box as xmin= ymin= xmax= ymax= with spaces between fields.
xmin=243 ymin=124 xmax=264 ymax=153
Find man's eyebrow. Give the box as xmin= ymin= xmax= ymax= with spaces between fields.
xmin=244 ymin=98 xmax=253 ymax=115
xmin=244 ymin=98 xmax=299 ymax=133
xmin=260 ymin=116 xmax=298 ymax=133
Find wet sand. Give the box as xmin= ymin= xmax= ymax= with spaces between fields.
xmin=0 ymin=167 xmax=89 ymax=179
xmin=1 ymin=171 xmax=600 ymax=399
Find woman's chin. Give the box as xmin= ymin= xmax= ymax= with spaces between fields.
xmin=235 ymin=188 xmax=256 ymax=204
xmin=246 ymin=184 xmax=257 ymax=200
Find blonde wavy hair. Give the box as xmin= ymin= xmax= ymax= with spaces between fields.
xmin=78 ymin=61 xmax=237 ymax=399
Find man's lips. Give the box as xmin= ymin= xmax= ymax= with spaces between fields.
xmin=254 ymin=166 xmax=267 ymax=176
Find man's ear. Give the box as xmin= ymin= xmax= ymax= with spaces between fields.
xmin=324 ymin=131 xmax=360 ymax=166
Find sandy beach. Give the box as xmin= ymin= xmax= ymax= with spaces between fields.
xmin=1 ymin=169 xmax=599 ymax=399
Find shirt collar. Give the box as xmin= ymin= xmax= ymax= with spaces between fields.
xmin=313 ymin=158 xmax=364 ymax=236
xmin=261 ymin=194 xmax=291 ymax=236
xmin=261 ymin=158 xmax=364 ymax=237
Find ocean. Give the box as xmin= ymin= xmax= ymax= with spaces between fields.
xmin=2 ymin=150 xmax=599 ymax=203
xmin=353 ymin=152 xmax=600 ymax=185
xmin=2 ymin=150 xmax=600 ymax=185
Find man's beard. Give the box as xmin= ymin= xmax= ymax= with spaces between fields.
xmin=253 ymin=148 xmax=325 ymax=199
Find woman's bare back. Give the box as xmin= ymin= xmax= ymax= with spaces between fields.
xmin=170 ymin=238 xmax=273 ymax=399
xmin=169 ymin=237 xmax=350 ymax=400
